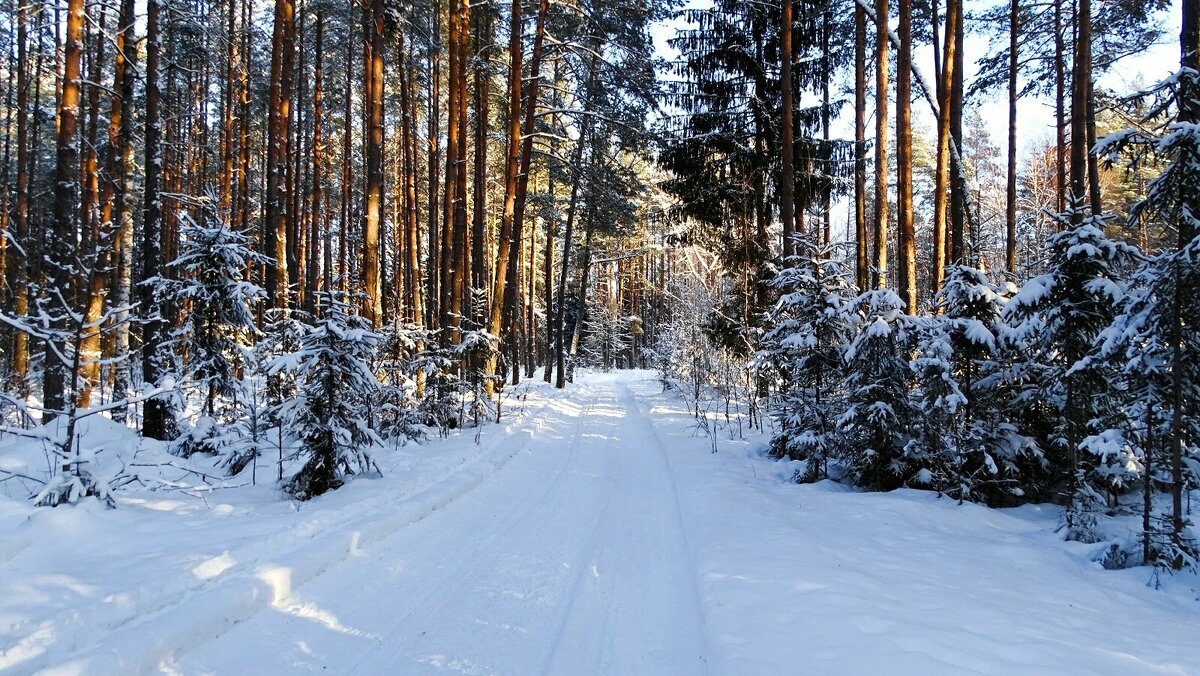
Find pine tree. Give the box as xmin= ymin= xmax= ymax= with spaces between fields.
xmin=1096 ymin=52 xmax=1200 ymax=567
xmin=836 ymin=289 xmax=917 ymax=490
xmin=156 ymin=202 xmax=270 ymax=457
xmin=161 ymin=203 xmax=270 ymax=417
xmin=925 ymin=265 xmax=1036 ymax=503
xmin=274 ymin=292 xmax=383 ymax=499
xmin=1000 ymin=206 xmax=1138 ymax=538
xmin=762 ymin=238 xmax=856 ymax=481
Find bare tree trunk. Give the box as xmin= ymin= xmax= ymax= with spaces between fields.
xmin=363 ymin=0 xmax=385 ymax=325
xmin=106 ymin=0 xmax=136 ymax=419
xmin=10 ymin=0 xmax=30 ymax=386
xmin=472 ymin=6 xmax=491 ymax=308
xmin=1055 ymin=0 xmax=1066 ymax=214
xmin=780 ymin=0 xmax=796 ymax=262
xmin=1069 ymin=0 xmax=1091 ymax=224
xmin=77 ymin=6 xmax=109 ymax=408
xmin=933 ymin=0 xmax=958 ymax=290
xmin=485 ymin=0 xmax=525 ymax=395
xmin=854 ymin=2 xmax=868 ymax=290
xmin=426 ymin=0 xmax=442 ymax=329
xmin=339 ymin=6 xmax=353 ymax=294
xmin=897 ymin=0 xmax=916 ymax=313
xmin=44 ymin=0 xmax=85 ymax=421
xmin=308 ymin=15 xmax=325 ymax=313
xmin=1169 ymin=0 xmax=1199 ymax=562
xmin=1006 ymin=0 xmax=1019 ymax=273
xmin=266 ymin=0 xmax=295 ymax=308
xmin=873 ymin=0 xmax=890 ymax=289
xmin=220 ymin=0 xmax=238 ymax=213
xmin=142 ymin=0 xmax=174 ymax=440
xmin=949 ymin=3 xmax=965 ymax=262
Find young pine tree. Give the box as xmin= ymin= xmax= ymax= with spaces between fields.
xmin=274 ymin=293 xmax=384 ymax=499
xmin=1096 ymin=64 xmax=1200 ymax=567
xmin=762 ymin=239 xmax=856 ymax=482
xmin=1001 ymin=206 xmax=1138 ymax=539
xmin=836 ymin=289 xmax=917 ymax=490
xmin=157 ymin=204 xmax=270 ymax=456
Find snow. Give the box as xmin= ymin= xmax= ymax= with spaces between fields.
xmin=2 ymin=371 xmax=1199 ymax=674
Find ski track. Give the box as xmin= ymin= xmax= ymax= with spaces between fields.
xmin=16 ymin=388 xmax=563 ymax=676
xmin=168 ymin=375 xmax=710 ymax=675
xmin=18 ymin=370 xmax=1198 ymax=675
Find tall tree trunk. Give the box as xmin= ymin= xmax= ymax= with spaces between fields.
xmin=897 ymin=0 xmax=916 ymax=313
xmin=505 ymin=0 xmax=550 ymax=386
xmin=1069 ymin=0 xmax=1091 ymax=224
xmin=363 ymin=0 xmax=385 ymax=326
xmin=308 ymin=16 xmax=325 ymax=313
xmin=106 ymin=0 xmax=136 ymax=420
xmin=77 ymin=7 xmax=109 ymax=409
xmin=142 ymin=0 xmax=174 ymax=440
xmin=10 ymin=0 xmax=29 ymax=387
xmin=780 ymin=0 xmax=796 ymax=262
xmin=402 ymin=39 xmax=424 ymax=331
xmin=220 ymin=0 xmax=238 ymax=213
xmin=1169 ymin=0 xmax=1199 ymax=562
xmin=1055 ymin=0 xmax=1067 ymax=214
xmin=485 ymin=0 xmax=525 ymax=395
xmin=43 ymin=0 xmax=85 ymax=421
xmin=1006 ymin=0 xmax=1019 ymax=273
xmin=873 ymin=0 xmax=890 ymax=289
xmin=440 ymin=0 xmax=460 ymax=336
xmin=821 ymin=8 xmax=832 ymax=246
xmin=426 ymin=0 xmax=442 ymax=329
xmin=854 ymin=2 xmax=868 ymax=290
xmin=949 ymin=4 xmax=966 ymax=262
xmin=266 ymin=0 xmax=295 ymax=308
xmin=339 ymin=7 xmax=353 ymax=294
xmin=933 ymin=0 xmax=958 ymax=290
xmin=472 ymin=6 xmax=492 ymax=308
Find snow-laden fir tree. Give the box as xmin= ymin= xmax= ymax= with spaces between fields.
xmin=836 ymin=289 xmax=917 ymax=490
xmin=272 ymin=292 xmax=383 ymax=499
xmin=925 ymin=265 xmax=1037 ymax=504
xmin=1095 ymin=63 xmax=1200 ymax=568
xmin=155 ymin=205 xmax=271 ymax=456
xmin=999 ymin=205 xmax=1138 ymax=539
xmin=760 ymin=239 xmax=856 ymax=481
xmin=905 ymin=316 xmax=967 ymax=492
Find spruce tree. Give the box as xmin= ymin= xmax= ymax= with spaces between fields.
xmin=836 ymin=289 xmax=916 ymax=490
xmin=275 ymin=292 xmax=383 ymax=499
xmin=1001 ymin=206 xmax=1138 ymax=538
xmin=762 ymin=238 xmax=856 ymax=481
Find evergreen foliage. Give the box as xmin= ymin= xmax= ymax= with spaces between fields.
xmin=273 ymin=293 xmax=383 ymax=500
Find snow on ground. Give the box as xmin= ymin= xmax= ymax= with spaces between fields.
xmin=1 ymin=370 xmax=1198 ymax=675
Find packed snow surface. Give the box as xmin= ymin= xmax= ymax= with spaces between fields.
xmin=1 ymin=371 xmax=1198 ymax=674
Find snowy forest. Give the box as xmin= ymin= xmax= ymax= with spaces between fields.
xmin=1 ymin=0 xmax=1199 ymax=667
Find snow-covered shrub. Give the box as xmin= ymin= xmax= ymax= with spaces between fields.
xmin=936 ymin=265 xmax=1037 ymax=504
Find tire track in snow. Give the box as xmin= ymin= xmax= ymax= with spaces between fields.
xmin=32 ymin=388 xmax=572 ymax=676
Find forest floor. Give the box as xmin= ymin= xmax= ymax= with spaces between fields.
xmin=1 ymin=370 xmax=1199 ymax=675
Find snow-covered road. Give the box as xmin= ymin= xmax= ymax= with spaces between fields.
xmin=5 ymin=370 xmax=1200 ymax=675
xmin=175 ymin=375 xmax=710 ymax=675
